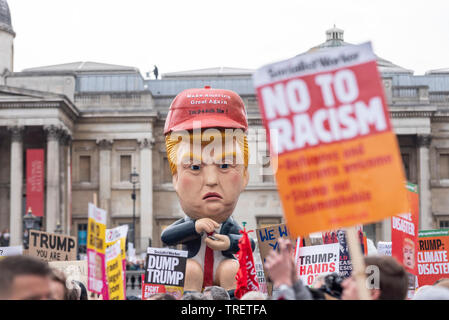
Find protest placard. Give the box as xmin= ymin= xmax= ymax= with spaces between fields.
xmin=256 ymin=223 xmax=293 ymax=294
xmin=392 ymin=182 xmax=419 ymax=275
xmin=253 ymin=42 xmax=409 ymax=238
xmin=143 ymin=247 xmax=188 ymax=300
xmin=105 ymin=241 xmax=125 ymax=300
xmin=417 ymin=229 xmax=449 ymax=286
xmin=322 ymin=226 xmax=364 ymax=278
xmin=48 ymin=260 xmax=92 ymax=298
xmin=87 ymin=202 xmax=107 ymax=296
xmin=0 ymin=245 xmax=23 ymax=258
xmin=255 ymin=262 xmax=268 ymax=294
xmin=295 ymin=243 xmax=340 ymax=286
xmin=28 ymin=230 xmax=77 ymax=262
xmin=106 ymin=225 xmax=128 ymax=296
xmin=377 ymin=241 xmax=392 ymax=256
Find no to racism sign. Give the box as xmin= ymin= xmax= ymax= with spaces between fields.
xmin=253 ymin=42 xmax=409 ymax=237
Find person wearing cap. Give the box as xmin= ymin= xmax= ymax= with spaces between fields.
xmin=161 ymin=87 xmax=255 ymax=296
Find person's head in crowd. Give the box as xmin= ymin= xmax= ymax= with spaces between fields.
xmin=66 ymin=280 xmax=88 ymax=300
xmin=434 ymin=278 xmax=449 ymax=290
xmin=181 ymin=291 xmax=211 ymax=300
xmin=413 ymin=285 xmax=449 ymax=300
xmin=341 ymin=255 xmax=408 ymax=300
xmin=239 ymin=290 xmax=267 ymax=300
xmin=203 ymin=286 xmax=230 ymax=300
xmin=49 ymin=268 xmax=69 ymax=300
xmin=0 ymin=255 xmax=53 ymax=300
xmin=148 ymin=293 xmax=177 ymax=300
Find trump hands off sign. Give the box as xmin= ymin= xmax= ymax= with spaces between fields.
xmin=253 ymin=42 xmax=408 ymax=236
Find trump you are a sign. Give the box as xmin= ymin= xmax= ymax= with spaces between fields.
xmin=253 ymin=42 xmax=409 ymax=237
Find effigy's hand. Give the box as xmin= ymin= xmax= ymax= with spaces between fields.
xmin=205 ymin=234 xmax=230 ymax=251
xmin=195 ymin=218 xmax=219 ymax=234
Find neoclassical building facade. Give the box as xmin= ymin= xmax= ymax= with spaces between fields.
xmin=1 ymin=1 xmax=449 ymax=256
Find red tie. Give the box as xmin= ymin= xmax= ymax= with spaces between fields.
xmin=203 ymin=232 xmax=214 ymax=288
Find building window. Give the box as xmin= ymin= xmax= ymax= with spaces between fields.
xmin=440 ymin=220 xmax=449 ymax=229
xmin=256 ymin=217 xmax=283 ymax=229
xmin=162 ymin=156 xmax=173 ymax=184
xmin=120 ymin=155 xmax=132 ymax=182
xmin=261 ymin=150 xmax=275 ymax=183
xmin=439 ymin=154 xmax=449 ymax=179
xmin=79 ymin=156 xmax=91 ymax=182
xmin=401 ymin=153 xmax=410 ymax=181
xmin=77 ymin=223 xmax=88 ymax=258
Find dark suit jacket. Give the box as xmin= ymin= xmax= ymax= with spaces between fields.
xmin=161 ymin=216 xmax=256 ymax=259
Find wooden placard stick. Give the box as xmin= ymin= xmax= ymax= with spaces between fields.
xmin=345 ymin=226 xmax=371 ymax=300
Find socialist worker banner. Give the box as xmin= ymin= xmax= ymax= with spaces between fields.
xmin=417 ymin=229 xmax=449 ymax=286
xmin=391 ymin=182 xmax=419 ymax=275
xmin=253 ymin=42 xmax=409 ymax=237
xmin=26 ymin=149 xmax=44 ymax=217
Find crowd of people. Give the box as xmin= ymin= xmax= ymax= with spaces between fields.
xmin=1 ymin=237 xmax=449 ymax=300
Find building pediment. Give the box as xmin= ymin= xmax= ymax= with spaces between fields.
xmin=0 ymin=85 xmax=67 ymax=101
xmin=0 ymin=85 xmax=80 ymax=120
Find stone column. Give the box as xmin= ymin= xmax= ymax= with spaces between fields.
xmin=97 ymin=139 xmax=113 ymax=227
xmin=8 ymin=126 xmax=24 ymax=246
xmin=380 ymin=218 xmax=391 ymax=242
xmin=417 ymin=134 xmax=433 ymax=230
xmin=139 ymin=138 xmax=154 ymax=252
xmin=45 ymin=125 xmax=62 ymax=233
xmin=59 ymin=132 xmax=72 ymax=234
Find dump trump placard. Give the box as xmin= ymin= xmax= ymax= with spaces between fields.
xmin=253 ymin=42 xmax=409 ymax=237
xmin=144 ymin=247 xmax=188 ymax=300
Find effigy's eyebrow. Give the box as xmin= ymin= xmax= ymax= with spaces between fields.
xmin=179 ymin=152 xmax=202 ymax=164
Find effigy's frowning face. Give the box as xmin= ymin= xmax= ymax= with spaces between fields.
xmin=168 ymin=130 xmax=249 ymax=223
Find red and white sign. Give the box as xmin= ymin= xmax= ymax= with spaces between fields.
xmin=141 ymin=274 xmax=166 ymax=299
xmin=391 ymin=182 xmax=419 ymax=275
xmin=296 ymin=243 xmax=340 ymax=287
xmin=26 ymin=149 xmax=44 ymax=217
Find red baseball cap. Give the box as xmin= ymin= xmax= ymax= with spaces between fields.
xmin=164 ymin=87 xmax=248 ymax=134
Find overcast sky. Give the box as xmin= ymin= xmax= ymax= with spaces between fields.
xmin=7 ymin=0 xmax=449 ymax=77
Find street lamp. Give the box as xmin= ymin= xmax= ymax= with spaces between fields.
xmin=130 ymin=168 xmax=139 ymax=247
xmin=23 ymin=207 xmax=39 ymax=249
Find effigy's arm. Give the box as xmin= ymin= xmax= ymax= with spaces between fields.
xmin=161 ymin=218 xmax=200 ymax=246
